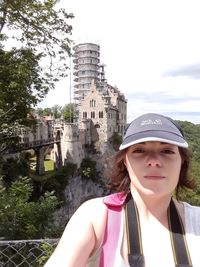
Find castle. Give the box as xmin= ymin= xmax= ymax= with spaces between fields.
xmin=18 ymin=43 xmax=127 ymax=169
xmin=52 ymin=43 xmax=127 ymax=167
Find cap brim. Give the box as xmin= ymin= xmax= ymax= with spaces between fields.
xmin=119 ymin=131 xmax=188 ymax=150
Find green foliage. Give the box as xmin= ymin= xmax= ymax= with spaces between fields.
xmin=41 ymin=163 xmax=77 ymax=202
xmin=44 ymin=159 xmax=54 ymax=171
xmin=35 ymin=105 xmax=62 ymax=118
xmin=80 ymin=158 xmax=99 ymax=182
xmin=111 ymin=132 xmax=122 ymax=151
xmin=37 ymin=107 xmax=53 ymax=117
xmin=36 ymin=103 xmax=75 ymax=121
xmin=1 ymin=154 xmax=30 ymax=185
xmin=178 ymin=160 xmax=200 ymax=206
xmin=174 ymin=120 xmax=200 ymax=205
xmin=0 ymin=0 xmax=74 ymax=82
xmin=177 ymin=120 xmax=200 ymax=161
xmin=0 ymin=47 xmax=44 ymax=152
xmin=0 ymin=0 xmax=74 ymax=153
xmin=0 ymin=48 xmax=48 ymax=110
xmin=62 ymin=103 xmax=75 ymax=122
xmin=0 ymin=176 xmax=59 ymax=240
xmin=51 ymin=105 xmax=62 ymax=119
xmin=37 ymin=242 xmax=58 ymax=266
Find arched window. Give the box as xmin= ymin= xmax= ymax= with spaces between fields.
xmin=95 ymin=123 xmax=100 ymax=128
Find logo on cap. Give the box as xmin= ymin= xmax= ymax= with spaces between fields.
xmin=141 ymin=119 xmax=162 ymax=126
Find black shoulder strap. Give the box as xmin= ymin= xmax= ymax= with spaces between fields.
xmin=168 ymin=200 xmax=193 ymax=267
xmin=125 ymin=196 xmax=193 ymax=267
xmin=125 ymin=196 xmax=144 ymax=267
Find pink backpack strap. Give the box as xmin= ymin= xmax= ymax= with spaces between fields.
xmin=99 ymin=192 xmax=127 ymax=267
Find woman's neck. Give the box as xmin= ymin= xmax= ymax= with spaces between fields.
xmin=130 ymin=189 xmax=172 ymax=225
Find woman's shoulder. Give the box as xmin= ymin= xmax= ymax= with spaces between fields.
xmin=183 ymin=201 xmax=200 ymax=234
xmin=183 ymin=201 xmax=200 ymax=214
xmin=79 ymin=191 xmax=127 ymax=211
xmin=75 ymin=196 xmax=107 ymax=221
xmin=103 ymin=191 xmax=127 ymax=208
xmin=77 ymin=192 xmax=127 ymax=234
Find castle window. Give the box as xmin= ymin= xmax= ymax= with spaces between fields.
xmin=99 ymin=111 xmax=103 ymax=118
xmin=83 ymin=112 xmax=87 ymax=118
xmin=90 ymin=99 xmax=96 ymax=107
xmin=95 ymin=123 xmax=100 ymax=128
xmin=91 ymin=111 xmax=95 ymax=118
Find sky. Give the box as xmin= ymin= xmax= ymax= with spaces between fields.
xmin=39 ymin=0 xmax=200 ymax=124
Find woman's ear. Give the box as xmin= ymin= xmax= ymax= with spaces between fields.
xmin=123 ymin=153 xmax=127 ymax=168
xmin=123 ymin=159 xmax=127 ymax=168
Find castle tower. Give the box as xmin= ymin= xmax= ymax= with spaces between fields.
xmin=73 ymin=43 xmax=102 ymax=102
xmin=61 ymin=123 xmax=84 ymax=167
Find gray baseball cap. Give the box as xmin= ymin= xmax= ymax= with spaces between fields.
xmin=119 ymin=113 xmax=188 ymax=150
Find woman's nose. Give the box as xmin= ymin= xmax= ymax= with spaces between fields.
xmin=146 ymin=154 xmax=161 ymax=167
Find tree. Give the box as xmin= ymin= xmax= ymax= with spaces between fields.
xmin=0 ymin=0 xmax=74 ymax=86
xmin=51 ymin=104 xmax=62 ymax=119
xmin=0 ymin=47 xmax=44 ymax=152
xmin=0 ymin=176 xmax=60 ymax=239
xmin=80 ymin=158 xmax=100 ymax=182
xmin=62 ymin=103 xmax=74 ymax=122
xmin=35 ymin=105 xmax=62 ymax=118
xmin=0 ymin=0 xmax=74 ymax=152
xmin=36 ymin=107 xmax=53 ymax=117
xmin=0 ymin=48 xmax=48 ymax=121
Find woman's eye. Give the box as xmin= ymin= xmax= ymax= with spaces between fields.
xmin=162 ymin=149 xmax=175 ymax=154
xmin=132 ymin=148 xmax=145 ymax=153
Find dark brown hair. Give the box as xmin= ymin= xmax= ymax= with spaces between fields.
xmin=106 ymin=146 xmax=196 ymax=199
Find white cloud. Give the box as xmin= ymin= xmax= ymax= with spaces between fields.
xmin=39 ymin=0 xmax=200 ymax=124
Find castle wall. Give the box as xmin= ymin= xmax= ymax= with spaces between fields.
xmin=107 ymin=85 xmax=127 ymax=135
xmin=78 ymin=85 xmax=111 ymax=143
xmin=61 ymin=123 xmax=85 ymax=168
xmin=78 ymin=83 xmax=127 ymax=146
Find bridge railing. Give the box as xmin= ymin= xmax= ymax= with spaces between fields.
xmin=0 ymin=239 xmax=59 ymax=267
xmin=9 ymin=137 xmax=61 ymax=152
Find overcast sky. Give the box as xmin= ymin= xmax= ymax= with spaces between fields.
xmin=39 ymin=0 xmax=200 ymax=124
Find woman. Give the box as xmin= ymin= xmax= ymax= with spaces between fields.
xmin=45 ymin=113 xmax=200 ymax=267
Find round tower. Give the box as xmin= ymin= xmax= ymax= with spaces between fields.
xmin=73 ymin=43 xmax=100 ymax=101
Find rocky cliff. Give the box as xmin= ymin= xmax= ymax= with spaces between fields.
xmin=53 ymin=143 xmax=115 ymax=228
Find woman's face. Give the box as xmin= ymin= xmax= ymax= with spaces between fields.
xmin=124 ymin=141 xmax=182 ymax=198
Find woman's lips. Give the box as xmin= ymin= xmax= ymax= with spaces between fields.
xmin=144 ymin=175 xmax=165 ymax=180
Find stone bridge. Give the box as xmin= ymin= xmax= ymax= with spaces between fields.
xmin=9 ymin=137 xmax=62 ymax=175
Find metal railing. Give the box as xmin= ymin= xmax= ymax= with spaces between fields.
xmin=0 ymin=239 xmax=59 ymax=267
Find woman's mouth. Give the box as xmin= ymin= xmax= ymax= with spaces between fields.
xmin=144 ymin=175 xmax=165 ymax=180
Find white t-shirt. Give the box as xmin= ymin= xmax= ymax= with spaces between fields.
xmin=87 ymin=202 xmax=200 ymax=267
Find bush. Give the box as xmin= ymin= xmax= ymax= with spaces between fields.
xmin=41 ymin=163 xmax=77 ymax=202
xmin=80 ymin=158 xmax=99 ymax=182
xmin=0 ymin=176 xmax=59 ymax=240
xmin=1 ymin=155 xmax=30 ymax=185
xmin=111 ymin=132 xmax=122 ymax=151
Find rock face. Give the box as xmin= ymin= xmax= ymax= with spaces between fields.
xmin=53 ymin=145 xmax=116 ymax=227
xmin=53 ymin=175 xmax=110 ymax=228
